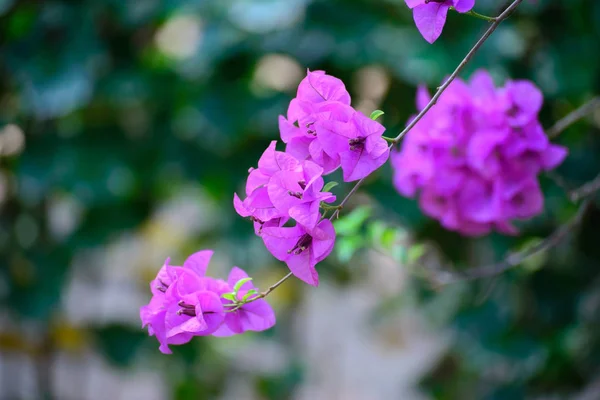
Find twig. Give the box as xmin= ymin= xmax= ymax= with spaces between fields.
xmin=330 ymin=176 xmax=366 ymax=220
xmin=547 ymin=97 xmax=600 ymax=139
xmin=569 ymin=173 xmax=600 ymax=202
xmin=392 ymin=0 xmax=524 ymax=144
xmin=545 ymin=171 xmax=575 ymax=195
xmin=432 ymin=198 xmax=592 ymax=286
xmin=229 ymin=272 xmax=294 ymax=311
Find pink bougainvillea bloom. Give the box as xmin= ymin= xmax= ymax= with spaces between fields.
xmin=261 ymin=219 xmax=336 ymax=286
xmin=391 ymin=69 xmax=568 ymax=237
xmin=163 ymin=268 xmax=227 ymax=340
xmin=279 ymin=70 xmax=355 ymax=174
xmin=140 ymin=251 xmax=221 ymax=354
xmin=140 ymin=250 xmax=277 ymax=353
xmin=296 ymin=69 xmax=351 ymax=105
xmin=280 ymin=100 xmax=355 ymax=174
xmin=268 ymin=158 xmax=335 ymax=227
xmin=318 ymin=111 xmax=390 ymax=182
xmin=234 ymin=141 xmax=299 ymax=229
xmin=501 ymin=80 xmax=544 ymax=127
xmin=405 ymin=0 xmax=475 ymax=43
xmin=234 ymin=141 xmax=335 ymax=232
xmin=213 ymin=267 xmax=276 ymax=337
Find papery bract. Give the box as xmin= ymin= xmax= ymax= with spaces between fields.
xmin=261 ymin=219 xmax=336 ymax=286
xmin=278 ymin=69 xmax=355 ymax=174
xmin=405 ymin=0 xmax=476 ymax=43
xmin=319 ymin=112 xmax=390 ymax=181
xmin=234 ymin=141 xmax=300 ymax=230
xmin=141 ymin=251 xmax=217 ymax=354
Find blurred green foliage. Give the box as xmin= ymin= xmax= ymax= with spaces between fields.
xmin=1 ymin=0 xmax=600 ymax=399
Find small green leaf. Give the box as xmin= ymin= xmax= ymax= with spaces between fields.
xmin=367 ymin=221 xmax=387 ymax=246
xmin=242 ymin=290 xmax=258 ymax=301
xmin=322 ymin=181 xmax=339 ymax=193
xmin=334 ymin=205 xmax=372 ymax=236
xmin=233 ymin=277 xmax=253 ymax=293
xmin=517 ymin=238 xmax=547 ymax=273
xmin=221 ymin=293 xmax=236 ymax=301
xmin=336 ymin=236 xmax=364 ymax=263
xmin=407 ymin=243 xmax=426 ymax=264
xmin=369 ymin=110 xmax=384 ymax=120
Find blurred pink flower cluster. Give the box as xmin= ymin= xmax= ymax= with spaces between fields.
xmin=392 ymin=70 xmax=567 ymax=236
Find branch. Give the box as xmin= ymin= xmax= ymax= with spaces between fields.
xmin=431 ymin=198 xmax=592 ymax=286
xmin=569 ymin=172 xmax=600 ymax=202
xmin=228 ymin=271 xmax=294 ymax=311
xmin=392 ymin=0 xmax=524 ymax=144
xmin=547 ymin=97 xmax=600 ymax=139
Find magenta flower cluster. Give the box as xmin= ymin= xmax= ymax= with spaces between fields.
xmin=140 ymin=70 xmax=390 ymax=353
xmin=392 ymin=70 xmax=568 ymax=236
xmin=234 ymin=70 xmax=390 ymax=286
xmin=140 ymin=250 xmax=275 ymax=354
xmin=405 ymin=0 xmax=475 ymax=43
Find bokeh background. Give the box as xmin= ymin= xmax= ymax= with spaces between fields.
xmin=1 ymin=0 xmax=600 ymax=399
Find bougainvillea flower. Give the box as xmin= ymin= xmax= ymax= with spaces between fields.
xmin=261 ymin=219 xmax=336 ymax=286
xmin=501 ymin=80 xmax=544 ymax=127
xmin=318 ymin=111 xmax=390 ymax=181
xmin=234 ymin=141 xmax=300 ymax=229
xmin=141 ymin=251 xmax=213 ymax=329
xmin=140 ymin=250 xmax=277 ymax=353
xmin=163 ymin=268 xmax=227 ymax=339
xmin=280 ymin=100 xmax=355 ymax=174
xmin=391 ymin=69 xmax=568 ymax=236
xmin=235 ymin=141 xmax=335 ymax=232
xmin=213 ymin=267 xmax=276 ymax=336
xmin=405 ymin=0 xmax=475 ymax=43
xmin=267 ymin=160 xmax=335 ymax=229
xmin=295 ymin=69 xmax=351 ymax=105
xmin=278 ymin=69 xmax=355 ymax=174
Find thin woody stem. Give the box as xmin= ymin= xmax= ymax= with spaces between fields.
xmin=547 ymin=97 xmax=600 ymax=139
xmin=228 ymin=272 xmax=294 ymax=311
xmin=432 ymin=198 xmax=593 ymax=286
xmin=392 ymin=0 xmax=524 ymax=144
xmin=569 ymin=173 xmax=600 ymax=202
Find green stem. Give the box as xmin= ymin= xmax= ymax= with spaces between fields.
xmin=382 ymin=136 xmax=395 ymax=143
xmin=463 ymin=9 xmax=497 ymax=22
xmin=320 ymin=204 xmax=343 ymax=211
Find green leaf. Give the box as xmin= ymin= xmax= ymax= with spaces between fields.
xmin=336 ymin=236 xmax=364 ymax=263
xmin=369 ymin=110 xmax=384 ymax=120
xmin=517 ymin=237 xmax=547 ymax=273
xmin=233 ymin=277 xmax=253 ymax=293
xmin=407 ymin=243 xmax=426 ymax=264
xmin=242 ymin=289 xmax=258 ymax=301
xmin=367 ymin=221 xmax=386 ymax=246
xmin=322 ymin=181 xmax=339 ymax=192
xmin=333 ymin=205 xmax=372 ymax=236
xmin=221 ymin=292 xmax=236 ymax=301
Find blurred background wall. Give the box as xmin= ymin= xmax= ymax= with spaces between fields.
xmin=1 ymin=0 xmax=600 ymax=399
